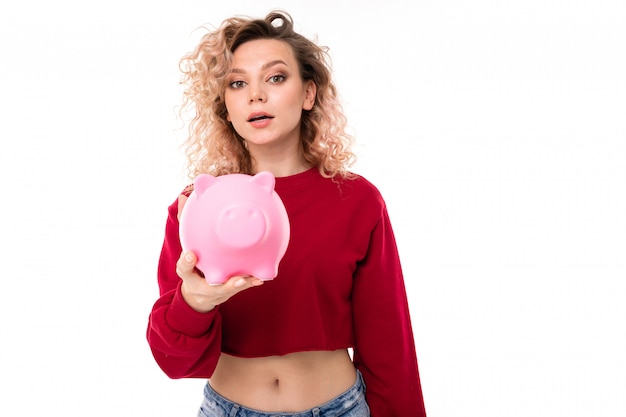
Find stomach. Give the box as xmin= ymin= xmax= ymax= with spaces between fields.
xmin=208 ymin=349 xmax=357 ymax=412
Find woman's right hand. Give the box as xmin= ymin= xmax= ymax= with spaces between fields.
xmin=175 ymin=194 xmax=264 ymax=313
xmin=176 ymin=250 xmax=264 ymax=313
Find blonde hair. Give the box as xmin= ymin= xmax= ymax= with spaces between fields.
xmin=178 ymin=10 xmax=355 ymax=180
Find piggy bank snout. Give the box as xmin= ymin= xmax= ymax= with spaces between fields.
xmin=215 ymin=203 xmax=267 ymax=248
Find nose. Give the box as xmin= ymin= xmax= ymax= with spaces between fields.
xmin=248 ymin=83 xmax=267 ymax=103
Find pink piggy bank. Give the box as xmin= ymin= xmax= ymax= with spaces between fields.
xmin=178 ymin=171 xmax=290 ymax=285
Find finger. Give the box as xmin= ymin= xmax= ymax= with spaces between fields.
xmin=177 ymin=194 xmax=188 ymax=221
xmin=176 ymin=251 xmax=198 ymax=278
xmin=229 ymin=275 xmax=265 ymax=290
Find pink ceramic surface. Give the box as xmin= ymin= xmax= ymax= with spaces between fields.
xmin=179 ymin=171 xmax=290 ymax=285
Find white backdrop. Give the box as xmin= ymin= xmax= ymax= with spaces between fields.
xmin=1 ymin=1 xmax=624 ymax=416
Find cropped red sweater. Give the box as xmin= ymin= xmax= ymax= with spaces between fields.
xmin=147 ymin=168 xmax=426 ymax=416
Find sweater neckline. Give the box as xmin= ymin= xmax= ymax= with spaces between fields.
xmin=274 ymin=167 xmax=319 ymax=190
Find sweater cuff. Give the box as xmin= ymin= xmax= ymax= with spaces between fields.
xmin=166 ymin=281 xmax=220 ymax=337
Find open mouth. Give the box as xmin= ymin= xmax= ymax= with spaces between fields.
xmin=247 ymin=113 xmax=274 ymax=122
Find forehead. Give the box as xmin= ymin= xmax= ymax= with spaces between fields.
xmin=231 ymin=39 xmax=298 ymax=68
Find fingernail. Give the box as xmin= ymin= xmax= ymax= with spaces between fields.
xmin=184 ymin=252 xmax=194 ymax=263
xmin=234 ymin=278 xmax=245 ymax=288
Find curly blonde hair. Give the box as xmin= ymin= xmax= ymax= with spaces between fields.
xmin=178 ymin=10 xmax=355 ymax=180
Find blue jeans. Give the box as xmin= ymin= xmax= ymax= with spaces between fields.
xmin=197 ymin=370 xmax=370 ymax=417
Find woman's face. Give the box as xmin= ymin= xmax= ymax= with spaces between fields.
xmin=224 ymin=39 xmax=316 ymax=150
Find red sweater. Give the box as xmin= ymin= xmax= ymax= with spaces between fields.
xmin=147 ymin=168 xmax=426 ymax=416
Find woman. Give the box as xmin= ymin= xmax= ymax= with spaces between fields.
xmin=147 ymin=10 xmax=427 ymax=416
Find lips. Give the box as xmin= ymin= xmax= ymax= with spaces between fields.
xmin=247 ymin=112 xmax=274 ymax=122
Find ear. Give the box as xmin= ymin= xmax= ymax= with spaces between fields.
xmin=193 ymin=174 xmax=218 ymax=196
xmin=250 ymin=171 xmax=276 ymax=193
xmin=302 ymin=80 xmax=316 ymax=111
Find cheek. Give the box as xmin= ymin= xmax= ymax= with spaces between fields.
xmin=282 ymin=90 xmax=307 ymax=111
xmin=224 ymin=96 xmax=234 ymax=122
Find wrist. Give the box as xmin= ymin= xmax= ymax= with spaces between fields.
xmin=181 ymin=283 xmax=216 ymax=313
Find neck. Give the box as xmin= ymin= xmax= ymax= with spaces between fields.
xmin=248 ymin=141 xmax=311 ymax=178
xmin=252 ymin=158 xmax=311 ymax=178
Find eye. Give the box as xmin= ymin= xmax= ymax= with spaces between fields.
xmin=268 ymin=74 xmax=286 ymax=84
xmin=228 ymin=80 xmax=247 ymax=89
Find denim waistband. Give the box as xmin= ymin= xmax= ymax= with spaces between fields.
xmin=201 ymin=369 xmax=367 ymax=417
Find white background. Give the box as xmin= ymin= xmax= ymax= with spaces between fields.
xmin=1 ymin=1 xmax=624 ymax=416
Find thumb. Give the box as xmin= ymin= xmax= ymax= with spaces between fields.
xmin=182 ymin=251 xmax=196 ymax=265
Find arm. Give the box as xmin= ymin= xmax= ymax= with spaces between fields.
xmin=146 ymin=195 xmax=263 ymax=379
xmin=146 ymin=197 xmax=223 ymax=378
xmin=352 ymin=205 xmax=427 ymax=416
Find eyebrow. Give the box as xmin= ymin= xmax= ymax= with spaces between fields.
xmin=230 ymin=59 xmax=289 ymax=74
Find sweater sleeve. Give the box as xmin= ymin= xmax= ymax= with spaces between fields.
xmin=352 ymin=205 xmax=427 ymax=416
xmin=146 ymin=196 xmax=222 ymax=379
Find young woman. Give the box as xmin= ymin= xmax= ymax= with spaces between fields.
xmin=147 ymin=11 xmax=427 ymax=417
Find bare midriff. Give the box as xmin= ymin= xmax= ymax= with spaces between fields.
xmin=209 ymin=349 xmax=357 ymax=412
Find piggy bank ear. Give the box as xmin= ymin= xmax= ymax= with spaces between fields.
xmin=250 ymin=171 xmax=276 ymax=193
xmin=193 ymin=174 xmax=218 ymax=196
